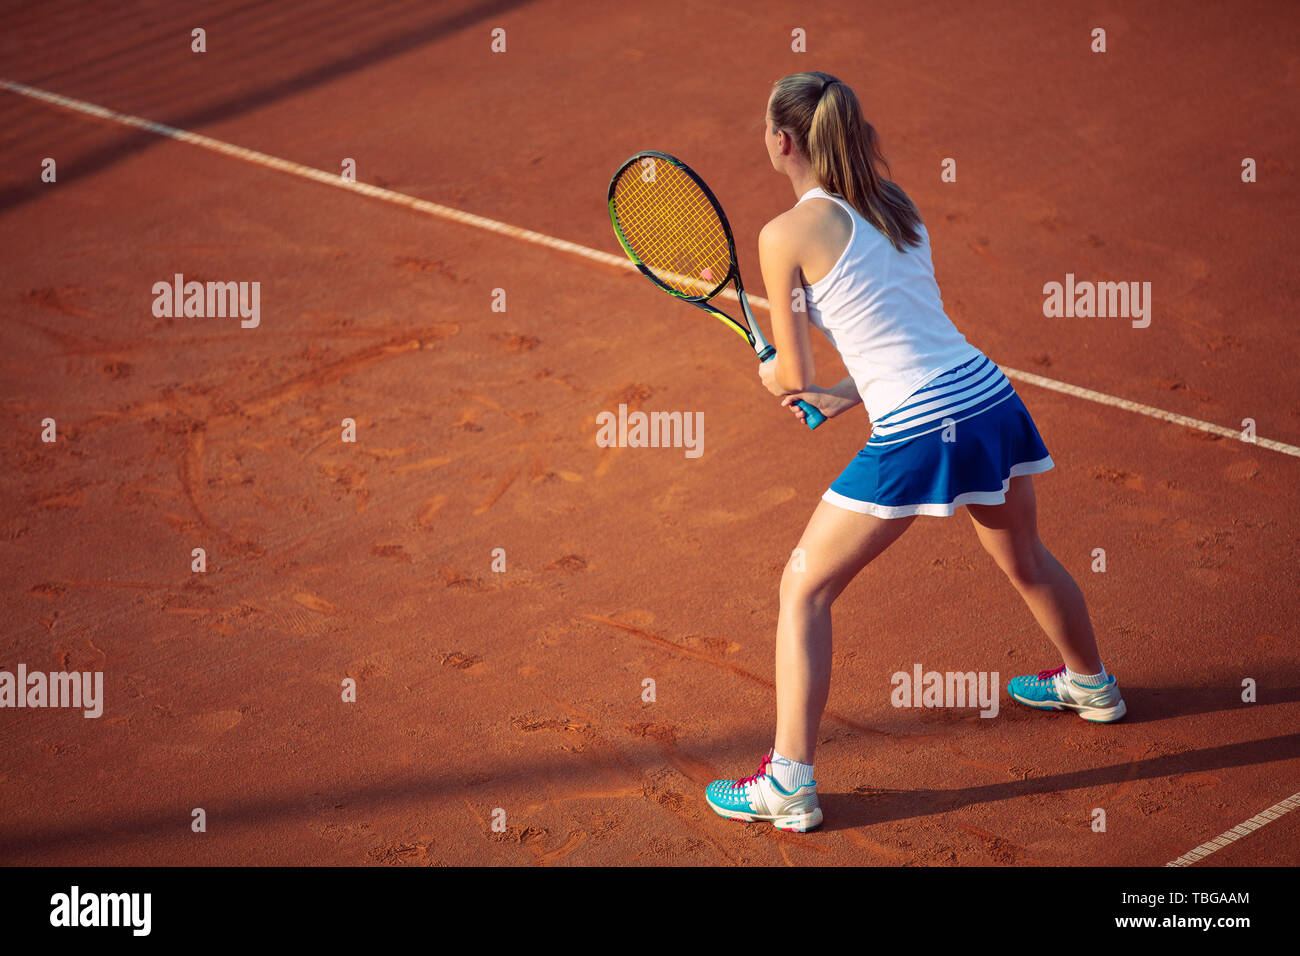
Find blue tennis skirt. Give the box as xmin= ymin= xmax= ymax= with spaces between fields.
xmin=823 ymin=354 xmax=1054 ymax=518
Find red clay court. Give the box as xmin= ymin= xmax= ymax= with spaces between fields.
xmin=0 ymin=0 xmax=1297 ymax=868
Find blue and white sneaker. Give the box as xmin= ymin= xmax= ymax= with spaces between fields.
xmin=1006 ymin=666 xmax=1127 ymax=723
xmin=705 ymin=750 xmax=823 ymax=832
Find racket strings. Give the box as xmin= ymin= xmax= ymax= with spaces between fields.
xmin=612 ymin=162 xmax=731 ymax=298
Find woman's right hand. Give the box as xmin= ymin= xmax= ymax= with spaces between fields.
xmin=780 ymin=387 xmax=857 ymax=425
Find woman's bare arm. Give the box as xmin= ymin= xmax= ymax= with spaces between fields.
xmin=757 ymin=215 xmax=816 ymax=393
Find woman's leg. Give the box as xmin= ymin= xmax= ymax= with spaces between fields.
xmin=965 ymin=475 xmax=1102 ymax=673
xmin=775 ymin=500 xmax=916 ymax=764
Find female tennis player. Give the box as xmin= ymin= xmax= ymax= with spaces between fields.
xmin=704 ymin=71 xmax=1126 ymax=833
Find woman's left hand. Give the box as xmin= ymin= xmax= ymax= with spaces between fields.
xmin=782 ymin=387 xmax=856 ymax=423
xmin=758 ymin=358 xmax=787 ymax=396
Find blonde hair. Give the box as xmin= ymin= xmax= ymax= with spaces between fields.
xmin=769 ymin=71 xmax=922 ymax=252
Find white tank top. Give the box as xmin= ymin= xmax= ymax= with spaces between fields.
xmin=796 ymin=186 xmax=981 ymax=422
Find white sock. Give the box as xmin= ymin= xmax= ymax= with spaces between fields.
xmin=1066 ymin=664 xmax=1108 ymax=688
xmin=769 ymin=749 xmax=815 ymax=791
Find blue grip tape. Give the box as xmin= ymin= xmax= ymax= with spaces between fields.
xmin=795 ymin=400 xmax=825 ymax=430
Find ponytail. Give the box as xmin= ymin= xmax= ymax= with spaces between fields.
xmin=770 ymin=72 xmax=922 ymax=252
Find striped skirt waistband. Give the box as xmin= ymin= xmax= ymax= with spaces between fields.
xmin=869 ymin=355 xmax=1015 ymax=445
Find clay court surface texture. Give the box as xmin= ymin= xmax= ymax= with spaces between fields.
xmin=1 ymin=0 xmax=1297 ymax=866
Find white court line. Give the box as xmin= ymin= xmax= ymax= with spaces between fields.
xmin=1001 ymin=368 xmax=1300 ymax=457
xmin=1166 ymin=791 xmax=1300 ymax=866
xmin=3 ymin=77 xmax=1297 ymax=459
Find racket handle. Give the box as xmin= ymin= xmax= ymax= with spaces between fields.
xmin=796 ymin=399 xmax=826 ymax=430
xmin=758 ymin=351 xmax=826 ymax=430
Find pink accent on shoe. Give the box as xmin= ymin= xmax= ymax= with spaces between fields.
xmin=733 ymin=752 xmax=772 ymax=790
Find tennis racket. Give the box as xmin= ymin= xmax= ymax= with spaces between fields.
xmin=607 ymin=150 xmax=826 ymax=430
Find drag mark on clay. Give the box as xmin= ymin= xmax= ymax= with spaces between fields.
xmin=439 ymin=567 xmax=491 ymax=590
xmin=24 ymin=286 xmax=96 ymax=320
xmin=174 ymin=423 xmax=262 ymax=556
xmin=394 ymin=255 xmax=457 ymax=278
xmin=293 ymin=592 xmax=339 ymax=615
xmin=842 ymin=829 xmax=912 ymax=863
xmin=178 ymin=424 xmax=212 ymax=528
xmin=240 ymin=327 xmax=455 ymax=418
xmin=967 ymin=238 xmax=1001 ymax=270
xmin=534 ymin=368 xmax=583 ymax=392
xmin=543 ymin=554 xmax=587 ymax=573
xmin=594 ymin=383 xmax=652 ymax=478
xmin=394 ymin=456 xmax=452 ymax=474
xmin=490 ymin=825 xmax=588 ymax=867
xmin=584 ymin=614 xmax=895 ymax=739
xmin=512 ymin=713 xmax=589 ymax=733
xmin=29 ymin=481 xmax=96 ymax=511
xmin=473 ymin=468 xmax=519 ymax=514
xmin=452 ymin=388 xmax=505 ymax=412
xmin=530 ymin=691 xmax=741 ymax=864
xmin=454 ymin=407 xmax=483 ymax=432
xmin=416 ymin=494 xmax=448 ymax=528
xmin=355 ymin=445 xmax=417 ymax=462
xmin=439 ymin=650 xmax=483 ymax=670
xmin=770 ymin=825 xmax=830 ymax=857
xmin=697 ymin=485 xmax=798 ymax=525
xmin=367 ymin=840 xmax=435 ymax=865
xmin=584 ymin=614 xmax=763 ymax=682
xmin=955 ymin=822 xmax=1030 ymax=865
xmin=494 ymin=332 xmax=540 ymax=352
xmin=1099 ymin=746 xmax=1148 ymax=807
xmin=462 ymin=799 xmax=486 ymax=827
xmin=629 ymin=721 xmax=718 ymax=785
xmin=944 ymin=743 xmax=1008 ymax=774
xmin=536 ymin=829 xmax=587 ymax=866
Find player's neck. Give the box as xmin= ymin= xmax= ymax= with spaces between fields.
xmin=788 ymin=166 xmax=820 ymax=202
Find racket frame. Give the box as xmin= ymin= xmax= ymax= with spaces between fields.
xmin=608 ymin=150 xmax=759 ymax=351
xmin=608 ymin=150 xmax=825 ymax=430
